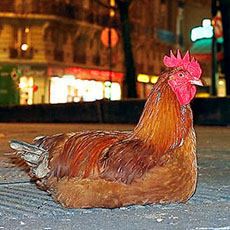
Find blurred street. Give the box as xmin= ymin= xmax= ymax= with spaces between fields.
xmin=0 ymin=123 xmax=230 ymax=230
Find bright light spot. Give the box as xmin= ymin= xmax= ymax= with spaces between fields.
xmin=110 ymin=0 xmax=115 ymax=6
xmin=202 ymin=19 xmax=211 ymax=27
xmin=104 ymin=82 xmax=121 ymax=100
xmin=110 ymin=9 xmax=115 ymax=17
xmin=111 ymin=83 xmax=121 ymax=100
xmin=151 ymin=76 xmax=159 ymax=84
xmin=50 ymin=78 xmax=106 ymax=103
xmin=25 ymin=27 xmax=30 ymax=33
xmin=219 ymin=80 xmax=224 ymax=86
xmin=19 ymin=81 xmax=27 ymax=89
xmin=27 ymin=99 xmax=33 ymax=105
xmin=104 ymin=81 xmax=112 ymax=87
xmin=28 ymin=78 xmax=33 ymax=87
xmin=196 ymin=93 xmax=210 ymax=98
xmin=109 ymin=0 xmax=115 ymax=16
xmin=73 ymin=97 xmax=80 ymax=102
xmin=21 ymin=43 xmax=29 ymax=51
xmin=19 ymin=77 xmax=34 ymax=105
xmin=50 ymin=78 xmax=69 ymax=103
xmin=137 ymin=74 xmax=149 ymax=83
xmin=104 ymin=84 xmax=111 ymax=99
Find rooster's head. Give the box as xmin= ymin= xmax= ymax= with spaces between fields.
xmin=163 ymin=50 xmax=203 ymax=105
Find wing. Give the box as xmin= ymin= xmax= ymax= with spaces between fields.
xmin=47 ymin=130 xmax=130 ymax=179
xmin=98 ymin=137 xmax=165 ymax=184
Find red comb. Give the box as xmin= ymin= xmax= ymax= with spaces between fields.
xmin=163 ymin=50 xmax=202 ymax=79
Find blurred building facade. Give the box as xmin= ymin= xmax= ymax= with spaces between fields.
xmin=0 ymin=0 xmax=184 ymax=105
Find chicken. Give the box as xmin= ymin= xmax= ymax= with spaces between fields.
xmin=10 ymin=50 xmax=203 ymax=209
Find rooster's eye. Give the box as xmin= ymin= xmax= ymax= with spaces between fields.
xmin=178 ymin=73 xmax=184 ymax=77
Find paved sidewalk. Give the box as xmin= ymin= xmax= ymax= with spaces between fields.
xmin=0 ymin=123 xmax=229 ymax=230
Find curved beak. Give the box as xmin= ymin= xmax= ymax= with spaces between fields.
xmin=190 ymin=78 xmax=203 ymax=86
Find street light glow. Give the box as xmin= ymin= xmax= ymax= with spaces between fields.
xmin=25 ymin=27 xmax=30 ymax=33
xmin=21 ymin=43 xmax=29 ymax=51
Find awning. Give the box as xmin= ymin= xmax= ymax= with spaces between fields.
xmin=190 ymin=38 xmax=224 ymax=62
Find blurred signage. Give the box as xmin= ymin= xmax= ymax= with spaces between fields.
xmin=151 ymin=76 xmax=159 ymax=84
xmin=101 ymin=28 xmax=119 ymax=47
xmin=212 ymin=11 xmax=223 ymax=43
xmin=137 ymin=74 xmax=149 ymax=83
xmin=48 ymin=67 xmax=124 ymax=83
xmin=157 ymin=29 xmax=175 ymax=44
xmin=137 ymin=74 xmax=159 ymax=84
xmin=65 ymin=67 xmax=124 ymax=83
xmin=191 ymin=19 xmax=214 ymax=42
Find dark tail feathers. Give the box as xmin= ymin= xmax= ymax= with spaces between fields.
xmin=10 ymin=139 xmax=50 ymax=178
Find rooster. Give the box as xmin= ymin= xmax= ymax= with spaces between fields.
xmin=10 ymin=50 xmax=203 ymax=208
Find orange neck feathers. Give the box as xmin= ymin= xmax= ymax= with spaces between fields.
xmin=133 ymin=72 xmax=193 ymax=154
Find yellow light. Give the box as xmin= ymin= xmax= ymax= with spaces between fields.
xmin=19 ymin=81 xmax=27 ymax=89
xmin=27 ymin=99 xmax=33 ymax=105
xmin=110 ymin=9 xmax=115 ymax=17
xmin=25 ymin=27 xmax=30 ymax=33
xmin=196 ymin=93 xmax=210 ymax=98
xmin=151 ymin=76 xmax=159 ymax=84
xmin=28 ymin=78 xmax=33 ymax=87
xmin=137 ymin=74 xmax=149 ymax=83
xmin=110 ymin=0 xmax=115 ymax=17
xmin=21 ymin=43 xmax=29 ymax=51
xmin=110 ymin=0 xmax=115 ymax=6
xmin=219 ymin=80 xmax=224 ymax=86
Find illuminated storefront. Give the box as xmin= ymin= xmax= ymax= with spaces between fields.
xmin=17 ymin=66 xmax=48 ymax=105
xmin=48 ymin=67 xmax=123 ymax=103
xmin=19 ymin=76 xmax=34 ymax=105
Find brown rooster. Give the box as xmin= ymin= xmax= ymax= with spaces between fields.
xmin=10 ymin=50 xmax=203 ymax=209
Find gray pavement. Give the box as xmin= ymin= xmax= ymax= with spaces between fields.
xmin=0 ymin=123 xmax=229 ymax=230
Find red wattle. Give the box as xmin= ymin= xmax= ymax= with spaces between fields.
xmin=169 ymin=80 xmax=197 ymax=105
